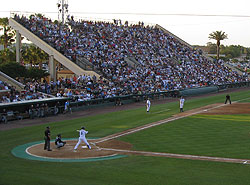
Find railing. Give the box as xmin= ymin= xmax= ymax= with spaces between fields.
xmin=156 ymin=24 xmax=193 ymax=49
xmin=217 ymin=81 xmax=250 ymax=90
xmin=75 ymin=56 xmax=95 ymax=71
xmin=68 ymin=81 xmax=250 ymax=109
xmin=69 ymin=90 xmax=179 ymax=110
xmin=0 ymin=71 xmax=25 ymax=91
xmin=0 ymin=81 xmax=249 ymax=122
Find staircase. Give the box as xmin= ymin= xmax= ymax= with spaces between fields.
xmin=224 ymin=63 xmax=243 ymax=75
xmin=156 ymin=24 xmax=215 ymax=63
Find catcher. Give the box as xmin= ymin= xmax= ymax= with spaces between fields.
xmin=55 ymin=134 xmax=66 ymax=148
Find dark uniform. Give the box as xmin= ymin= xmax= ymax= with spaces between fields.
xmin=44 ymin=126 xmax=52 ymax=151
xmin=55 ymin=134 xmax=66 ymax=148
xmin=225 ymin=94 xmax=231 ymax=104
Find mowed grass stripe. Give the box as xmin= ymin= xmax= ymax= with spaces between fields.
xmin=192 ymin=114 xmax=250 ymax=122
xmin=120 ymin=114 xmax=250 ymax=159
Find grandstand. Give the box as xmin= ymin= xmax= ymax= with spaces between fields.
xmin=10 ymin=14 xmax=248 ymax=94
xmin=0 ymin=12 xmax=249 ymax=123
xmin=0 ymin=13 xmax=249 ymax=122
xmin=9 ymin=17 xmax=100 ymax=81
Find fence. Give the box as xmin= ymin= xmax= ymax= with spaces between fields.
xmin=0 ymin=82 xmax=249 ymax=122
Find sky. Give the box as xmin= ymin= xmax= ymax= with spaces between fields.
xmin=1 ymin=0 xmax=250 ymax=47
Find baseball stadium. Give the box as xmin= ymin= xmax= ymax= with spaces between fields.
xmin=1 ymin=1 xmax=250 ymax=185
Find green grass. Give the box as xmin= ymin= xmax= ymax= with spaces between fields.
xmin=0 ymin=89 xmax=250 ymax=185
xmin=121 ymin=114 xmax=250 ymax=159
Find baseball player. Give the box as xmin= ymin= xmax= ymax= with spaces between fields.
xmin=146 ymin=98 xmax=151 ymax=113
xmin=44 ymin=126 xmax=52 ymax=151
xmin=225 ymin=94 xmax=231 ymax=104
xmin=180 ymin=96 xmax=185 ymax=112
xmin=74 ymin=126 xmax=91 ymax=152
xmin=55 ymin=134 xmax=66 ymax=148
xmin=63 ymin=100 xmax=72 ymax=114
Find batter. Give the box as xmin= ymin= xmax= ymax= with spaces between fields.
xmin=74 ymin=126 xmax=91 ymax=152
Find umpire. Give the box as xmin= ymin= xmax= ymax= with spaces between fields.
xmin=44 ymin=126 xmax=52 ymax=151
xmin=225 ymin=94 xmax=231 ymax=104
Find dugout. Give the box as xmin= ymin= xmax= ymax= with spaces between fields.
xmin=0 ymin=97 xmax=68 ymax=121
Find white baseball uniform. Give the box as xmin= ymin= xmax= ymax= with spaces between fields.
xmin=180 ymin=97 xmax=185 ymax=112
xmin=74 ymin=129 xmax=91 ymax=150
xmin=146 ymin=99 xmax=151 ymax=112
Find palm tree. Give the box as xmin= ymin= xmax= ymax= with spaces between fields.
xmin=208 ymin=31 xmax=228 ymax=60
xmin=0 ymin=17 xmax=15 ymax=49
xmin=22 ymin=44 xmax=48 ymax=68
xmin=0 ymin=47 xmax=16 ymax=64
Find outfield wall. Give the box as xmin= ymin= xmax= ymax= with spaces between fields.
xmin=179 ymin=86 xmax=219 ymax=97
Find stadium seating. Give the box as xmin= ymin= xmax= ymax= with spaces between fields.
xmin=13 ymin=14 xmax=248 ymax=99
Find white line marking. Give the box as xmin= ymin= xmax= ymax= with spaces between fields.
xmin=234 ymin=96 xmax=250 ymax=102
xmin=26 ymin=146 xmax=118 ymax=160
xmin=26 ymin=143 xmax=43 ymax=155
xmin=25 ymin=139 xmax=96 ymax=156
xmin=26 ymin=148 xmax=53 ymax=159
xmin=96 ymin=94 xmax=250 ymax=144
xmin=100 ymin=147 xmax=249 ymax=164
xmin=95 ymin=103 xmax=227 ymax=144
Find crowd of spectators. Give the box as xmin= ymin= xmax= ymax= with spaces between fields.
xmin=0 ymin=80 xmax=51 ymax=103
xmin=13 ymin=14 xmax=249 ymax=101
xmin=21 ymin=75 xmax=116 ymax=100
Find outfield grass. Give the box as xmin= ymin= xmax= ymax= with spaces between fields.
xmin=121 ymin=114 xmax=250 ymax=159
xmin=0 ymin=89 xmax=250 ymax=185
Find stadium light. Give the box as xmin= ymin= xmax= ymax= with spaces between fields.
xmin=57 ymin=0 xmax=69 ymax=24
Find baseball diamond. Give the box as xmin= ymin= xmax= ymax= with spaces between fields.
xmin=13 ymin=102 xmax=250 ymax=164
xmin=1 ymin=1 xmax=250 ymax=184
xmin=1 ymin=88 xmax=250 ymax=185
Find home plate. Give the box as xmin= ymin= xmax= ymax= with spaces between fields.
xmin=81 ymin=146 xmax=88 ymax=148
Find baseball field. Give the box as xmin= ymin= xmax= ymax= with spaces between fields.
xmin=1 ymin=89 xmax=250 ymax=185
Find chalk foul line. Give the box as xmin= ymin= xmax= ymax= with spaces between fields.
xmin=95 ymin=103 xmax=227 ymax=144
xmin=99 ymin=147 xmax=249 ymax=164
xmin=94 ymin=97 xmax=250 ymax=164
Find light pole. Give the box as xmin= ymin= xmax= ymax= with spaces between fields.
xmin=57 ymin=0 xmax=69 ymax=24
